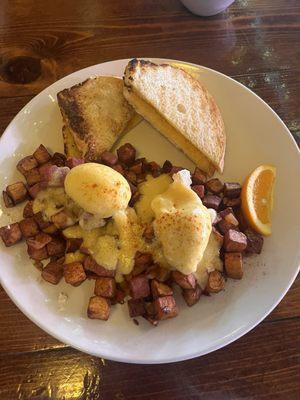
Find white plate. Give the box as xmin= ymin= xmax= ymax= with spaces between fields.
xmin=0 ymin=59 xmax=299 ymax=364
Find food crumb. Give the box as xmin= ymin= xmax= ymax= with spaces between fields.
xmin=58 ymin=292 xmax=68 ymax=311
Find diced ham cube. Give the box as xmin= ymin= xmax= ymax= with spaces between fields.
xmin=124 ymin=170 xmax=137 ymax=185
xmin=146 ymin=264 xmax=171 ymax=282
xmin=148 ymin=161 xmax=161 ymax=177
xmin=224 ymin=212 xmax=239 ymax=226
xmin=205 ymin=178 xmax=224 ymax=194
xmin=41 ymin=261 xmax=63 ymax=285
xmin=162 ymin=160 xmax=173 ymax=173
xmin=117 ymin=143 xmax=136 ymax=166
xmin=6 ymin=182 xmax=28 ymax=204
xmin=112 ymin=164 xmax=124 ymax=175
xmin=51 ymin=210 xmax=76 ymax=229
xmin=0 ymin=223 xmax=22 ymax=247
xmin=182 ymin=285 xmax=202 ymax=307
xmin=64 ymin=262 xmax=86 ymax=286
xmin=224 ymin=182 xmax=241 ymax=198
xmin=129 ymin=275 xmax=150 ymax=299
xmin=130 ymin=158 xmax=146 ymax=175
xmin=192 ymin=184 xmax=205 ymax=199
xmin=17 ymin=156 xmax=38 ymax=174
xmin=132 ymin=252 xmax=153 ymax=276
xmin=224 ymin=229 xmax=247 ymax=252
xmin=154 ymin=296 xmax=178 ymax=320
xmin=100 ymin=151 xmax=118 ymax=167
xmin=217 ymin=219 xmax=238 ymax=235
xmin=27 ymin=244 xmax=48 ymax=260
xmin=66 ymin=157 xmax=84 ymax=169
xmin=33 ymin=145 xmax=51 ymax=165
xmin=218 ymin=207 xmax=234 ymax=218
xmin=202 ymin=195 xmax=222 ymax=210
xmin=127 ymin=299 xmax=145 ymax=318
xmin=192 ymin=167 xmax=206 ymax=185
xmin=225 ymin=253 xmax=243 ymax=279
xmin=23 ymin=168 xmax=41 ymax=186
xmin=94 ymin=277 xmax=116 ymax=298
xmin=26 ymin=232 xmax=52 ymax=249
xmin=87 ymin=296 xmax=110 ymax=320
xmin=33 ymin=212 xmax=51 ymax=230
xmin=19 ymin=217 xmax=39 ymax=238
xmin=23 ymin=201 xmax=34 ymax=218
xmin=28 ymin=182 xmax=44 ymax=199
xmin=244 ymin=229 xmax=264 ymax=254
xmin=65 ymin=238 xmax=83 ymax=253
xmin=151 ymin=280 xmax=173 ymax=298
xmin=2 ymin=191 xmax=14 ymax=208
xmin=39 ymin=165 xmax=70 ymax=187
xmin=172 ymin=271 xmax=196 ymax=289
xmin=222 ymin=197 xmax=241 ymax=208
xmin=206 ymin=271 xmax=225 ymax=293
xmin=47 ymin=237 xmax=66 ymax=257
xmin=51 ymin=152 xmax=66 ymax=167
xmin=83 ymin=256 xmax=115 ymax=277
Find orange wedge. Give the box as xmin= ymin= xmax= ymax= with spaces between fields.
xmin=241 ymin=165 xmax=276 ymax=236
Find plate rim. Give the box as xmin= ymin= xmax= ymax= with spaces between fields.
xmin=0 ymin=57 xmax=299 ymax=364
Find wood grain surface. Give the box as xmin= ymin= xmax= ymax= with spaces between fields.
xmin=0 ymin=0 xmax=299 ymax=399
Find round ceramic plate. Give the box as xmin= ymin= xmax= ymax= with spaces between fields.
xmin=0 ymin=59 xmax=299 ymax=364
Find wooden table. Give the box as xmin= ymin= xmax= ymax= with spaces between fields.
xmin=0 ymin=0 xmax=299 ymax=398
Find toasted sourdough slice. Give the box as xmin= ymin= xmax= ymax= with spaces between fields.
xmin=57 ymin=76 xmax=140 ymax=161
xmin=123 ymin=59 xmax=226 ymax=174
xmin=62 ymin=124 xmax=82 ymax=158
xmin=62 ymin=113 xmax=142 ymax=158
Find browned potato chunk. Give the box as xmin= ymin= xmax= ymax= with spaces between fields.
xmin=151 ymin=280 xmax=173 ymax=298
xmin=87 ymin=296 xmax=110 ymax=320
xmin=172 ymin=271 xmax=196 ymax=289
xmin=182 ymin=285 xmax=202 ymax=307
xmin=94 ymin=277 xmax=116 ymax=298
xmin=154 ymin=296 xmax=178 ymax=320
xmin=41 ymin=262 xmax=63 ymax=285
xmin=206 ymin=271 xmax=225 ymax=293
xmin=0 ymin=223 xmax=22 ymax=247
xmin=224 ymin=253 xmax=243 ymax=279
xmin=64 ymin=262 xmax=86 ymax=286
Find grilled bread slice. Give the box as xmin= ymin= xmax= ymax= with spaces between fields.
xmin=58 ymin=76 xmax=139 ymax=161
xmin=123 ymin=59 xmax=226 ymax=174
xmin=62 ymin=124 xmax=82 ymax=158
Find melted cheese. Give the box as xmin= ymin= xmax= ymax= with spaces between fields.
xmin=135 ymin=174 xmax=172 ymax=223
xmin=194 ymin=232 xmax=223 ymax=289
xmin=33 ymin=187 xmax=81 ymax=219
xmin=113 ymin=208 xmax=144 ymax=280
xmin=151 ymin=179 xmax=212 ymax=274
xmin=63 ymin=225 xmax=103 ymax=250
xmin=64 ymin=251 xmax=85 ymax=264
xmin=94 ymin=235 xmax=118 ymax=270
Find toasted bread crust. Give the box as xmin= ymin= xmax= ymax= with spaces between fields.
xmin=58 ymin=80 xmax=90 ymax=141
xmin=123 ymin=59 xmax=226 ymax=173
xmin=57 ymin=76 xmax=136 ymax=161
